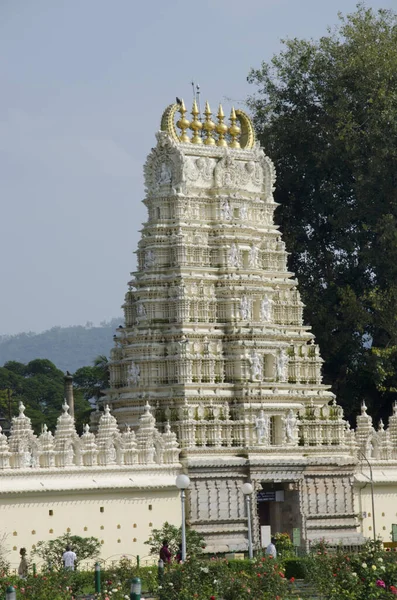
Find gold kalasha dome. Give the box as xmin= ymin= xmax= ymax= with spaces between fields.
xmin=160 ymin=99 xmax=256 ymax=149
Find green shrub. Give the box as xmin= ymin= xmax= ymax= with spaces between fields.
xmin=284 ymin=557 xmax=308 ymax=579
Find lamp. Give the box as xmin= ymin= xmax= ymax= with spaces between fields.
xmin=176 ymin=474 xmax=191 ymax=562
xmin=242 ymin=482 xmax=254 ymax=559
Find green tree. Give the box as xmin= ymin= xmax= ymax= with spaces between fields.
xmin=248 ymin=3 xmax=397 ymax=424
xmin=33 ymin=533 xmax=100 ymax=571
xmin=144 ymin=521 xmax=205 ymax=559
xmin=73 ymin=354 xmax=109 ymax=402
xmin=0 ymin=359 xmax=90 ymax=433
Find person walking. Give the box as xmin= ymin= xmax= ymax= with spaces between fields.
xmin=18 ymin=548 xmax=28 ymax=579
xmin=62 ymin=545 xmax=77 ymax=571
xmin=159 ymin=539 xmax=171 ymax=564
xmin=265 ymin=537 xmax=277 ymax=559
xmin=175 ymin=543 xmax=183 ymax=563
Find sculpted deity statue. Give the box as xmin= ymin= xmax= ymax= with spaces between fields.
xmin=250 ymin=351 xmax=263 ymax=381
xmin=260 ymin=296 xmax=273 ymax=322
xmin=157 ymin=162 xmax=172 ymax=185
xmin=249 ymin=244 xmax=259 ymax=268
xmin=144 ymin=249 xmax=155 ymax=269
xmin=127 ymin=362 xmax=140 ymax=386
xmin=276 ymin=349 xmax=288 ymax=382
xmin=228 ymin=243 xmax=240 ymax=268
xmin=255 ymin=410 xmax=269 ymax=445
xmin=240 ymin=296 xmax=251 ymax=320
xmin=240 ymin=203 xmax=248 ymax=221
xmin=284 ymin=409 xmax=297 ymax=444
xmin=136 ymin=303 xmax=146 ymax=319
xmin=221 ymin=199 xmax=232 ymax=221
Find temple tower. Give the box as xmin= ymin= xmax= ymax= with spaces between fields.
xmin=104 ymin=101 xmax=331 ymax=430
xmin=101 ymin=100 xmax=362 ymax=550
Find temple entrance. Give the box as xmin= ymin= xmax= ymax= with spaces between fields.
xmin=256 ymin=481 xmax=301 ymax=546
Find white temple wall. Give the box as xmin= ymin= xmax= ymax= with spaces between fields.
xmin=354 ymin=470 xmax=397 ymax=543
xmin=0 ymin=486 xmax=181 ymax=569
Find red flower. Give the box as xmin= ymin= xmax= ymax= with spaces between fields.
xmin=290 ymin=577 xmax=295 ymax=582
xmin=390 ymin=586 xmax=397 ymax=595
xmin=210 ymin=596 xmax=216 ymax=600
xmin=257 ymin=574 xmax=261 ymax=578
xmin=279 ymin=572 xmax=285 ymax=578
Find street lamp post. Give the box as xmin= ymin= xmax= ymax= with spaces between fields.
xmin=242 ymin=482 xmax=254 ymax=559
xmin=358 ymin=449 xmax=376 ymax=542
xmin=175 ymin=474 xmax=191 ymax=562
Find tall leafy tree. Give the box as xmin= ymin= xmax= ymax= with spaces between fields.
xmin=73 ymin=354 xmax=109 ymax=402
xmin=0 ymin=359 xmax=90 ymax=433
xmin=248 ymin=4 xmax=397 ymax=424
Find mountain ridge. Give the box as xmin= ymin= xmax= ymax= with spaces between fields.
xmin=0 ymin=318 xmax=121 ymax=371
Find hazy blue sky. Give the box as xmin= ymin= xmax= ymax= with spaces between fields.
xmin=0 ymin=0 xmax=394 ymax=335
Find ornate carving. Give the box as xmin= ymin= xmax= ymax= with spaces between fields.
xmin=260 ymin=296 xmax=273 ymax=322
xmin=240 ymin=295 xmax=251 ymax=320
xmin=228 ymin=243 xmax=241 ymax=268
xmin=127 ymin=362 xmax=140 ymax=386
xmin=276 ymin=349 xmax=288 ymax=382
xmin=250 ymin=351 xmax=263 ymax=381
xmin=255 ymin=410 xmax=269 ymax=445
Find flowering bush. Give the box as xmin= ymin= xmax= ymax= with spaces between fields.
xmin=1 ymin=542 xmax=396 ymax=600
xmin=305 ymin=540 xmax=397 ymax=600
xmin=158 ymin=555 xmax=290 ymax=600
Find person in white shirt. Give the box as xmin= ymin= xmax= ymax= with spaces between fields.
xmin=62 ymin=546 xmax=77 ymax=571
xmin=265 ymin=538 xmax=277 ymax=559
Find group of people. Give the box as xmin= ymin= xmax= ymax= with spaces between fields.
xmin=17 ymin=545 xmax=77 ymax=578
xmin=159 ymin=539 xmax=183 ymax=564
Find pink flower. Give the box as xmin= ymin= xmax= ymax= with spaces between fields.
xmin=376 ymin=580 xmax=386 ymax=588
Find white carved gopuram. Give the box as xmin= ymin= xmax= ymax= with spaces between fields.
xmin=97 ymin=98 xmax=381 ymax=552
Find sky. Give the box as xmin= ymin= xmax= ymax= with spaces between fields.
xmin=0 ymin=0 xmax=395 ymax=336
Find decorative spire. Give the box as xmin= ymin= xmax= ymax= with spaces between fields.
xmin=216 ymin=104 xmax=228 ymax=147
xmin=176 ymin=99 xmax=190 ymax=143
xmin=190 ymin=99 xmax=203 ymax=144
xmin=160 ymin=100 xmax=255 ymax=148
xmin=202 ymin=101 xmax=216 ymax=146
xmin=228 ymin=107 xmax=241 ymax=148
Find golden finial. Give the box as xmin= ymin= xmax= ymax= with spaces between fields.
xmin=176 ymin=99 xmax=191 ymax=143
xmin=228 ymin=107 xmax=241 ymax=149
xmin=202 ymin=101 xmax=216 ymax=146
xmin=189 ymin=99 xmax=203 ymax=144
xmin=216 ymin=104 xmax=228 ymax=147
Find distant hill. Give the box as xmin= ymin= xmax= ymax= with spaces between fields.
xmin=0 ymin=319 xmax=121 ymax=372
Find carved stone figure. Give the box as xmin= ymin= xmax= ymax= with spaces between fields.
xmin=261 ymin=297 xmax=272 ymax=322
xmin=240 ymin=203 xmax=248 ymax=221
xmin=127 ymin=362 xmax=140 ymax=386
xmin=276 ymin=349 xmax=288 ymax=382
xmin=249 ymin=244 xmax=259 ymax=267
xmin=250 ymin=351 xmax=263 ymax=381
xmin=240 ymin=295 xmax=251 ymax=320
xmin=221 ymin=198 xmax=232 ymax=220
xmin=255 ymin=410 xmax=269 ymax=445
xmin=157 ymin=162 xmax=172 ymax=185
xmin=228 ymin=243 xmax=240 ymax=268
xmin=284 ymin=409 xmax=297 ymax=443
xmin=136 ymin=303 xmax=146 ymax=318
xmin=144 ymin=249 xmax=155 ymax=269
